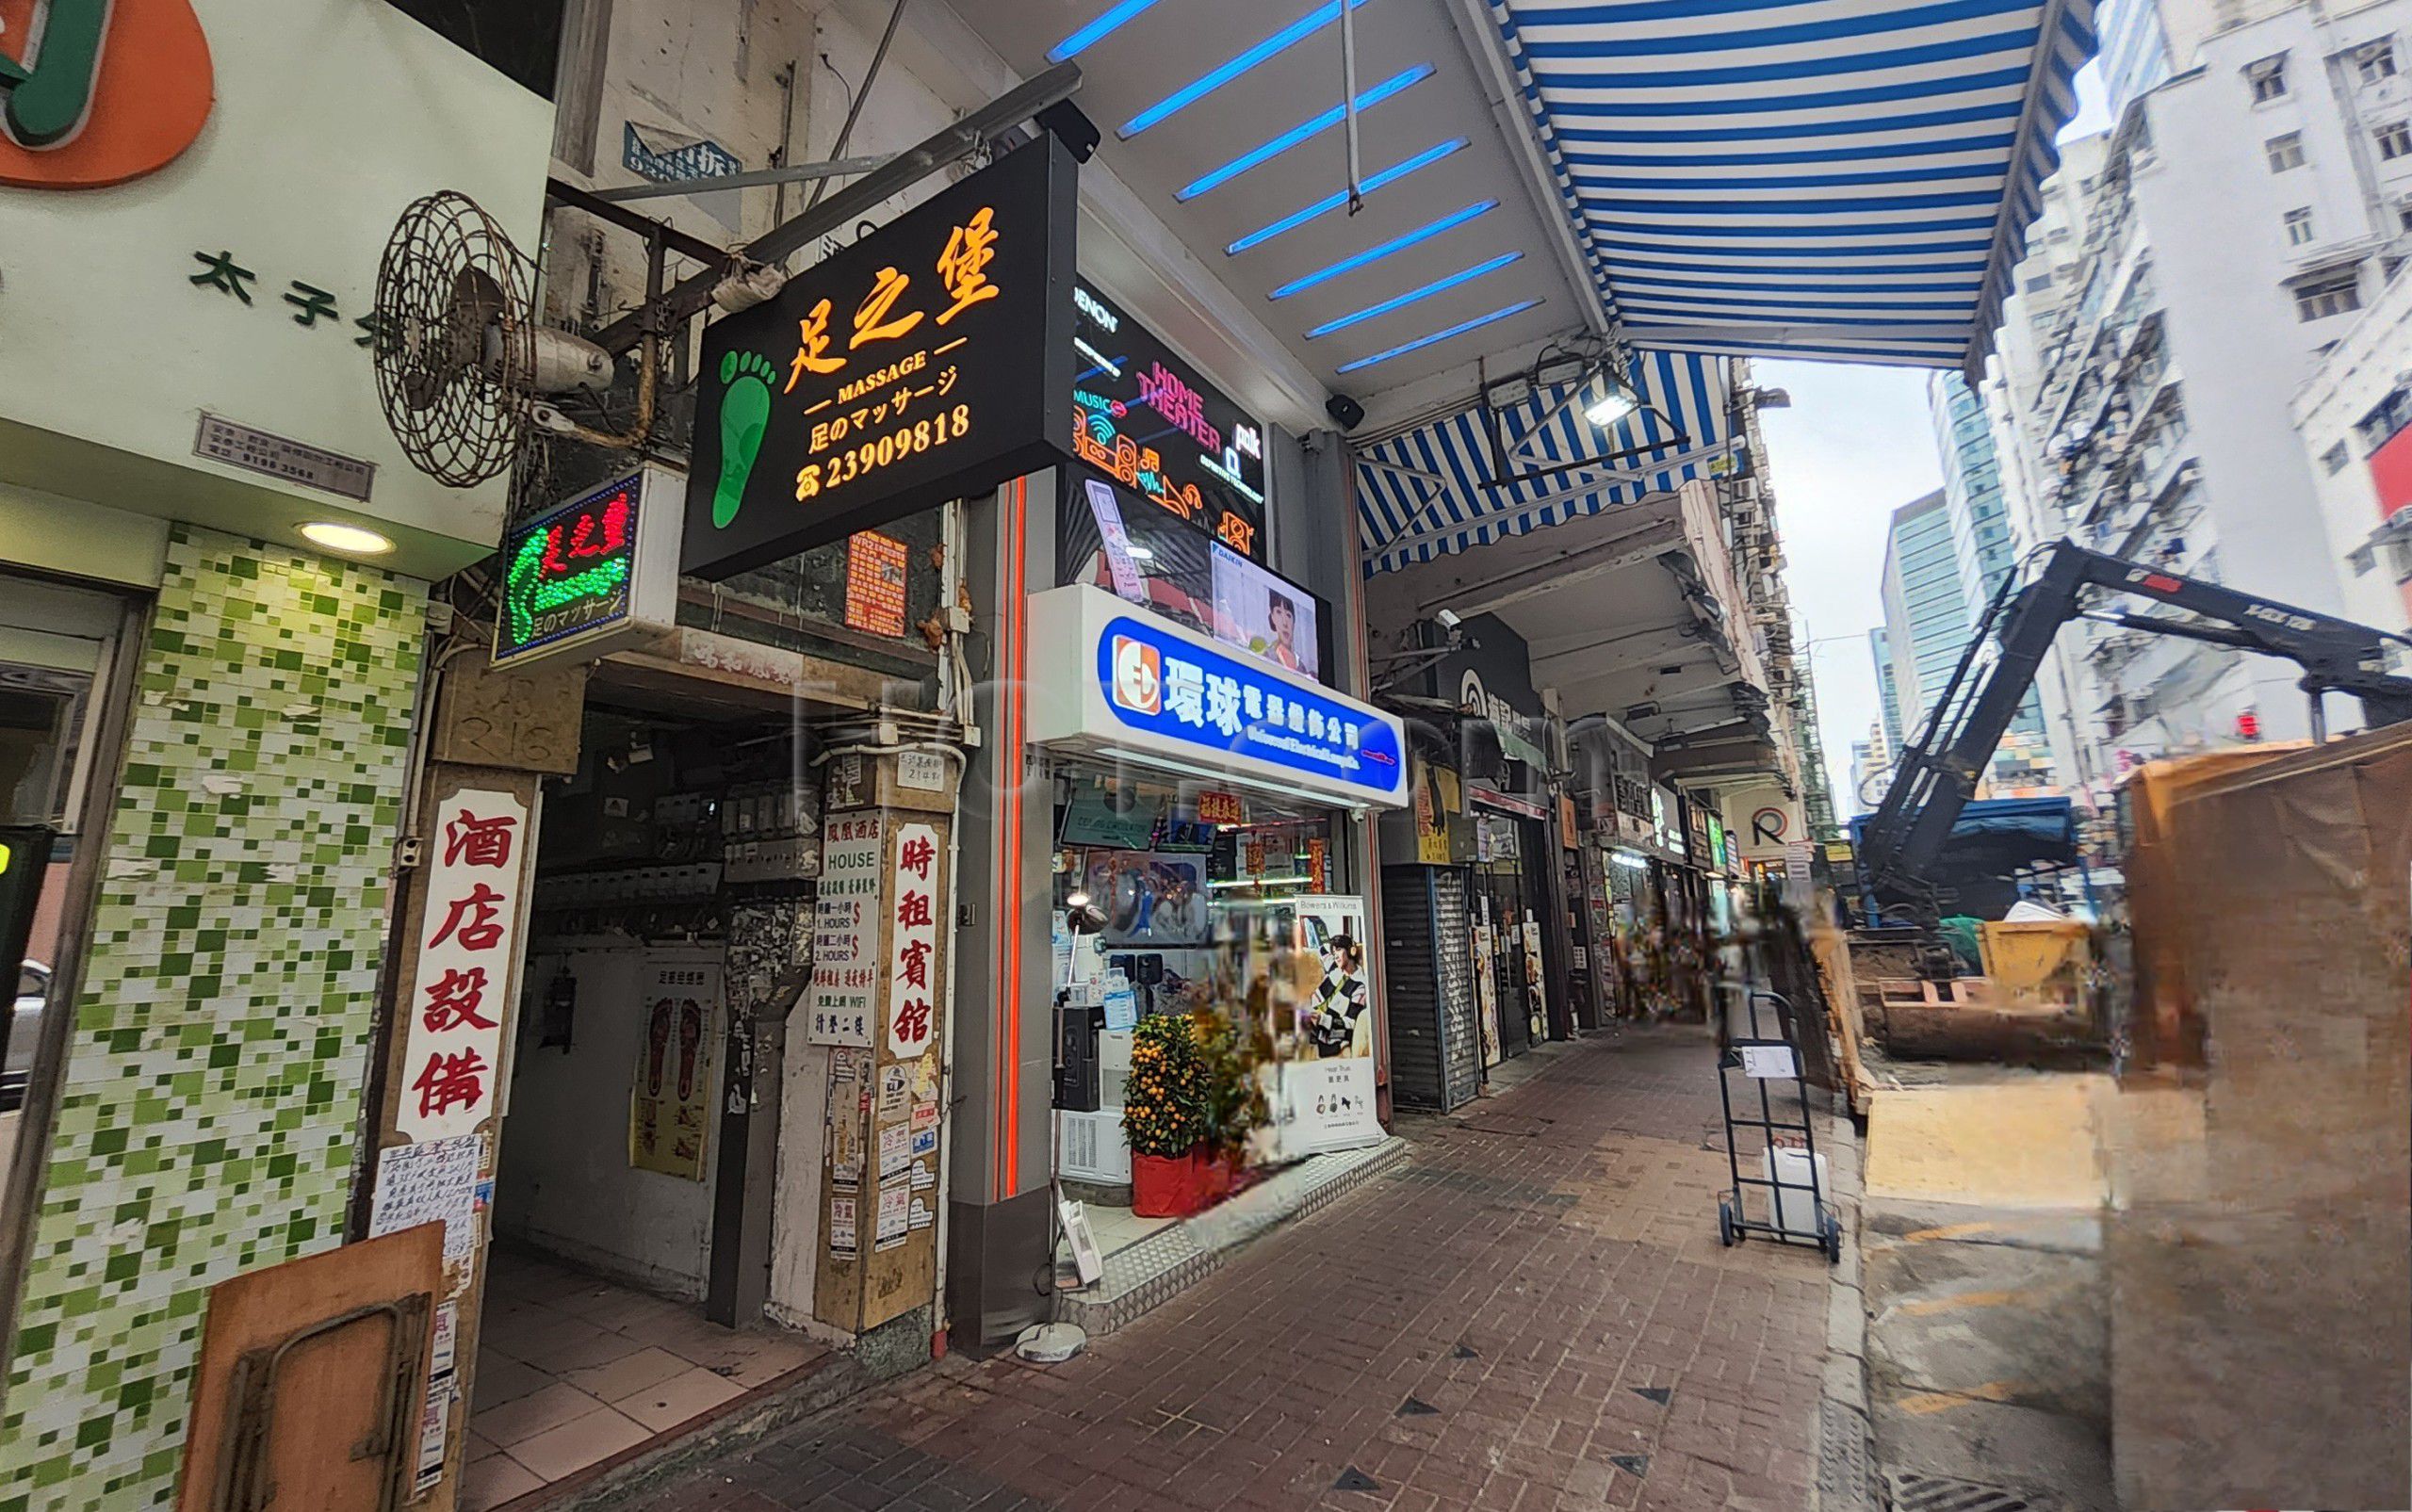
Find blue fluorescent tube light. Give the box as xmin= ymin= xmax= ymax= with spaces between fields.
xmin=1119 ymin=0 xmax=1372 ymax=138
xmin=1048 ymin=0 xmax=1169 ymax=61
xmin=1335 ymin=300 xmax=1542 ymax=373
xmin=1305 ymin=252 xmax=1524 ymax=338
xmin=1269 ymin=199 xmax=1497 ymax=299
xmin=1176 ymin=63 xmax=1433 ymax=201
xmin=1226 ymin=138 xmax=1469 ymax=254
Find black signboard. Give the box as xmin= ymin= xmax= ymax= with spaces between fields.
xmin=684 ymin=138 xmax=1079 ymax=579
xmin=1069 ymin=279 xmax=1268 ymax=560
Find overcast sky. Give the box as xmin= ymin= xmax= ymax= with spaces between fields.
xmin=1754 ymin=63 xmax=2113 ymax=816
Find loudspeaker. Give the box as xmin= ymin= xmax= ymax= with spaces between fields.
xmin=1326 ymin=393 xmax=1365 ymax=430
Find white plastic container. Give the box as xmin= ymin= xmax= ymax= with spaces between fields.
xmin=1761 ymin=1146 xmax=1830 ymax=1238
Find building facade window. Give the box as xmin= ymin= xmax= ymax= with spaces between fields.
xmin=2267 ymin=132 xmax=2306 ymax=171
xmin=2360 ymin=41 xmax=2400 ymax=86
xmin=2323 ymin=439 xmax=2351 ymax=473
xmin=2380 ymin=122 xmax=2412 ymax=159
xmin=2294 ymin=271 xmax=2364 ymax=320
xmin=2285 ymin=206 xmax=2316 ymax=245
xmin=2249 ymin=55 xmax=2290 ymax=102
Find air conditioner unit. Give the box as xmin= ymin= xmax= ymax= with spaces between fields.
xmin=1057 ymin=1110 xmax=1131 ymax=1185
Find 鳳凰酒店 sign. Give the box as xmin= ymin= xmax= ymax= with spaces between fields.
xmin=684 ymin=136 xmax=1079 ymax=578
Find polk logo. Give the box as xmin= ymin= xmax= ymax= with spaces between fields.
xmin=1110 ymin=635 xmax=1161 ymax=715
xmin=0 ymin=0 xmax=216 ymax=189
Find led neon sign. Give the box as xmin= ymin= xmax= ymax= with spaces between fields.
xmin=1069 ymin=280 xmax=1267 ymax=559
xmin=495 ymin=469 xmax=681 ymax=667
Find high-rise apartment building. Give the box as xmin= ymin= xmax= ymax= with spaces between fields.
xmin=1878 ymin=490 xmax=1971 ymax=744
xmin=1869 ymin=626 xmax=1904 ymax=752
xmin=1929 ymin=372 xmax=2059 ymax=789
xmin=1980 ymin=0 xmax=2406 ymax=794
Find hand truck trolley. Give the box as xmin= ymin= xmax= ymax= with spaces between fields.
xmin=1714 ymin=987 xmax=1840 ymax=1262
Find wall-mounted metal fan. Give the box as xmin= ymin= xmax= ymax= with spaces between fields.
xmin=369 ymin=190 xmax=614 ymax=487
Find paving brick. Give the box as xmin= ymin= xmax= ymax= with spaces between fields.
xmin=608 ymin=1030 xmax=1828 ymax=1512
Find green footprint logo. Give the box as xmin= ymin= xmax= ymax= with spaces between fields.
xmin=714 ymin=350 xmax=778 ymax=528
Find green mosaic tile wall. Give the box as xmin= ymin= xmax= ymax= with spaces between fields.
xmin=0 ymin=526 xmax=426 ymax=1510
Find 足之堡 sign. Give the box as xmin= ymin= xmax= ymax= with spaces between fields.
xmin=1022 ymin=585 xmax=1408 ymax=809
xmin=493 ymin=468 xmax=682 ymax=668
xmin=1068 ymin=279 xmax=1267 ymax=559
xmin=684 ymin=136 xmax=1078 ymax=579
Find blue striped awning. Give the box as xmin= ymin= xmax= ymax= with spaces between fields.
xmin=1490 ymin=0 xmax=2097 ymax=366
xmin=1355 ymin=350 xmax=1729 ymax=574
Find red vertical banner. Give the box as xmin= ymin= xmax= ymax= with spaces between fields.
xmin=888 ymin=822 xmax=940 ymax=1059
xmin=399 ymin=789 xmax=530 ymax=1142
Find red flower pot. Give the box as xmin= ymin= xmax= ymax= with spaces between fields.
xmin=1198 ymin=1149 xmax=1232 ymax=1203
xmin=1132 ymin=1149 xmax=1201 ymax=1217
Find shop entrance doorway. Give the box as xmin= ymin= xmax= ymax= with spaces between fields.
xmin=1470 ymin=814 xmax=1550 ymax=1060
xmin=462 ymin=700 xmax=825 ymax=1509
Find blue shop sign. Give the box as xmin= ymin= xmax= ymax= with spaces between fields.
xmin=1094 ymin=615 xmax=1404 ymax=798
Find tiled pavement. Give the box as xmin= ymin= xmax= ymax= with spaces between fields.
xmin=629 ymin=1025 xmax=1830 ymax=1512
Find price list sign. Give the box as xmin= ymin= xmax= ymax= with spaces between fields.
xmin=807 ymin=814 xmax=884 ymax=1047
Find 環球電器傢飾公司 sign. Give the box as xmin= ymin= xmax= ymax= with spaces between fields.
xmin=682 ymin=135 xmax=1079 ymax=580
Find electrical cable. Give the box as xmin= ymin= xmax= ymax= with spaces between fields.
xmin=805 ymin=0 xmax=910 ymax=214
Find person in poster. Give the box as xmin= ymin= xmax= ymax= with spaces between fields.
xmin=1264 ymin=590 xmax=1305 ymax=674
xmin=1305 ymin=935 xmax=1371 ymax=1058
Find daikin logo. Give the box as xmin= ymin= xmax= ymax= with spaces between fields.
xmin=1110 ymin=635 xmax=1161 ymax=714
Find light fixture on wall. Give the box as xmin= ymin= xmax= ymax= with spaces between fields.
xmin=299 ymin=522 xmax=395 ymax=557
xmin=1583 ymin=364 xmax=1641 ymax=428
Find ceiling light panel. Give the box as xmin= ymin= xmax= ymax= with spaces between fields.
xmin=1118 ymin=0 xmax=1374 ymax=138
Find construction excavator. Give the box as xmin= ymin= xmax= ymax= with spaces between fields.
xmin=1856 ymin=538 xmax=2412 ymax=930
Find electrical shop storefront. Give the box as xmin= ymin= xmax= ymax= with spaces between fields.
xmin=1024 ymin=582 xmax=1407 ymax=1213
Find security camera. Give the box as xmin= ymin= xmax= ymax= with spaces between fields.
xmin=1436 ymin=609 xmax=1462 ymax=629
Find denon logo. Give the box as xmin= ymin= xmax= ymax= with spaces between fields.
xmin=1074 ymin=285 xmax=1119 ymax=333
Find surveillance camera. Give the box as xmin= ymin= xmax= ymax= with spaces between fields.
xmin=1436 ymin=609 xmax=1462 ymax=629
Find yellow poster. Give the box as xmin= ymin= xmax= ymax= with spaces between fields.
xmin=629 ymin=960 xmax=720 ymax=1180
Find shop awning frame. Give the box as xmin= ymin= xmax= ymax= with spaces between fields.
xmin=1484 ymin=0 xmax=2098 ymax=369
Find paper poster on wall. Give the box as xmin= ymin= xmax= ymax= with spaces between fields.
xmin=1276 ymin=895 xmax=1382 ymax=1157
xmin=1473 ymin=914 xmax=1502 ymax=1068
xmin=405 ymin=1298 xmax=461 ymax=1492
xmin=877 ymin=1123 xmax=912 ymax=1180
xmin=826 ymin=1049 xmax=867 ymax=1184
xmin=629 ymin=960 xmax=720 ymax=1180
xmin=808 ymin=815 xmax=884 ymax=1046
xmin=829 ymin=1195 xmax=858 ymax=1258
xmin=874 ymin=1179 xmax=910 ymax=1251
xmin=369 ymin=1131 xmax=487 ymax=1294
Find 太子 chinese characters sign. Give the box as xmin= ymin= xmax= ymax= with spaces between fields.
xmin=399 ymin=789 xmax=530 ymax=1142
xmin=684 ymin=136 xmax=1078 ymax=579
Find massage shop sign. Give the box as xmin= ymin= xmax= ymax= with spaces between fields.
xmin=684 ymin=136 xmax=1079 ymax=578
